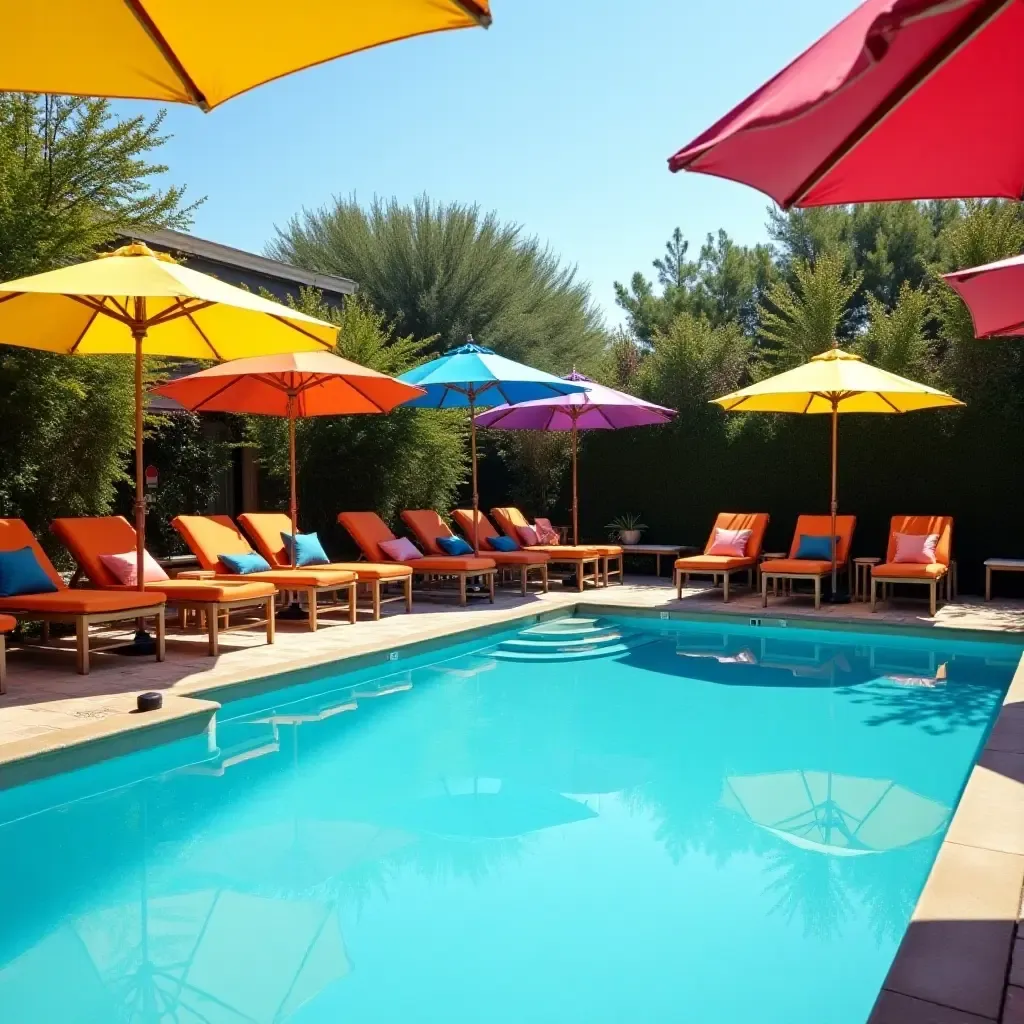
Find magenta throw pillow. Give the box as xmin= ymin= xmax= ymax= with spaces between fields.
xmin=893 ymin=533 xmax=939 ymax=564
xmin=518 ymin=525 xmax=540 ymax=547
xmin=707 ymin=528 xmax=752 ymax=557
xmin=99 ymin=550 xmax=170 ymax=586
xmin=534 ymin=518 xmax=560 ymax=544
xmin=379 ymin=537 xmax=422 ymax=561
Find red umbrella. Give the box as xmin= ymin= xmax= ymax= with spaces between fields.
xmin=942 ymin=255 xmax=1024 ymax=337
xmin=668 ymin=0 xmax=1024 ymax=209
xmin=152 ymin=352 xmax=424 ymax=557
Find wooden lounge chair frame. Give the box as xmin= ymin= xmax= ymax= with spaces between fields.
xmin=52 ymin=516 xmax=277 ymax=657
xmin=871 ymin=516 xmax=953 ymax=618
xmin=418 ymin=509 xmax=550 ymax=596
xmin=0 ymin=615 xmax=14 ymax=693
xmin=237 ymin=511 xmax=413 ymax=620
xmin=337 ymin=512 xmax=496 ymax=606
xmin=489 ymin=507 xmax=602 ymax=592
xmin=172 ymin=515 xmax=357 ymax=631
xmin=760 ymin=515 xmax=856 ymax=611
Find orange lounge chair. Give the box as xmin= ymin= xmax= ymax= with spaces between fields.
xmin=673 ymin=513 xmax=769 ymax=602
xmin=238 ymin=512 xmax=413 ymax=620
xmin=449 ymin=509 xmax=550 ymax=595
xmin=403 ymin=509 xmax=548 ymax=596
xmin=337 ymin=511 xmax=496 ymax=606
xmin=871 ymin=516 xmax=953 ymax=617
xmin=0 ymin=519 xmax=165 ymax=675
xmin=0 ymin=614 xmax=15 ymax=693
xmin=490 ymin=507 xmax=605 ymax=591
xmin=52 ymin=516 xmax=277 ymax=656
xmin=172 ymin=515 xmax=357 ymax=630
xmin=759 ymin=515 xmax=856 ymax=610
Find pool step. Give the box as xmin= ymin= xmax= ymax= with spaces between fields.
xmin=493 ymin=620 xmax=651 ymax=663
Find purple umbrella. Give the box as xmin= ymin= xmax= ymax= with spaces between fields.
xmin=474 ymin=372 xmax=676 ymax=545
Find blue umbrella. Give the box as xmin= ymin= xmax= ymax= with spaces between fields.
xmin=398 ymin=340 xmax=588 ymax=551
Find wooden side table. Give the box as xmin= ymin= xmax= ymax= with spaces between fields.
xmin=175 ymin=569 xmax=218 ymax=628
xmin=853 ymin=557 xmax=880 ymax=602
xmin=759 ymin=553 xmax=788 ymax=595
xmin=985 ymin=559 xmax=1024 ymax=600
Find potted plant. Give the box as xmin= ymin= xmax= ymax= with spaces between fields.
xmin=606 ymin=513 xmax=647 ymax=545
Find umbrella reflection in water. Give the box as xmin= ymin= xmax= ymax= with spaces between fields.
xmin=722 ymin=770 xmax=950 ymax=856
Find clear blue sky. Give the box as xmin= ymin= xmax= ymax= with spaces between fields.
xmin=116 ymin=0 xmax=855 ymax=325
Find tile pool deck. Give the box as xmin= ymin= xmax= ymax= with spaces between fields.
xmin=2 ymin=576 xmax=1024 ymax=1022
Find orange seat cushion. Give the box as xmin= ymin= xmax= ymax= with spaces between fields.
xmin=130 ymin=580 xmax=276 ymax=603
xmin=872 ymin=562 xmax=947 ymax=580
xmin=239 ymin=569 xmax=356 ymax=588
xmin=761 ymin=558 xmax=833 ymax=576
xmin=787 ymin=514 xmax=856 ymax=564
xmin=675 ymin=555 xmax=755 ymax=572
xmin=0 ymin=614 xmax=16 ymax=633
xmin=173 ymin=515 xmax=261 ymax=573
xmin=452 ymin=509 xmax=502 ymax=546
xmin=587 ymin=545 xmax=623 ymax=556
xmin=400 ymin=510 xmax=451 ymax=555
xmin=338 ymin=511 xmax=398 ymax=563
xmin=0 ymin=519 xmax=66 ymax=590
xmin=885 ymin=515 xmax=953 ymax=566
xmin=406 ymin=556 xmax=495 ymax=572
xmin=485 ymin=550 xmax=549 ymax=565
xmin=0 ymin=590 xmax=164 ymax=615
xmin=531 ymin=546 xmax=602 ymax=557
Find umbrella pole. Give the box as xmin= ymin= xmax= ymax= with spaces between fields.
xmin=288 ymin=398 xmax=298 ymax=564
xmin=470 ymin=394 xmax=479 ymax=555
xmin=571 ymin=421 xmax=579 ymax=547
xmin=117 ymin=313 xmax=157 ymax=655
xmin=279 ymin=395 xmax=307 ymax=620
xmin=830 ymin=401 xmax=839 ymax=595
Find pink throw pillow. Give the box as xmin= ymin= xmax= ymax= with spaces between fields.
xmin=99 ymin=550 xmax=169 ymax=586
xmin=534 ymin=518 xmax=559 ymax=544
xmin=707 ymin=528 xmax=752 ymax=557
xmin=379 ymin=537 xmax=422 ymax=561
xmin=893 ymin=532 xmax=939 ymax=564
xmin=518 ymin=525 xmax=540 ymax=547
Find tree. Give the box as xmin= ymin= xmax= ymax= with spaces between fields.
xmin=245 ymin=294 xmax=467 ymax=553
xmin=757 ymin=252 xmax=861 ymax=371
xmin=269 ymin=194 xmax=606 ymax=373
xmin=0 ymin=94 xmax=195 ymax=543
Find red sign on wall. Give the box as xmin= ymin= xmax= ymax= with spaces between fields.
xmin=144 ymin=465 xmax=159 ymax=490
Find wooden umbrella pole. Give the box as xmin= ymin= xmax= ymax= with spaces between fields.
xmin=133 ymin=309 xmax=146 ymax=593
xmin=470 ymin=393 xmax=479 ymax=554
xmin=830 ymin=400 xmax=839 ymax=594
xmin=288 ymin=395 xmax=298 ymax=565
xmin=571 ymin=420 xmax=579 ymax=547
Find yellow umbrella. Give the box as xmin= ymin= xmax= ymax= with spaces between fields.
xmin=713 ymin=345 xmax=963 ymax=596
xmin=0 ymin=242 xmax=335 ymax=643
xmin=1 ymin=1 xmax=491 ymax=111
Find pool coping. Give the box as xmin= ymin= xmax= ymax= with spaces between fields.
xmin=1 ymin=598 xmax=1023 ymax=1021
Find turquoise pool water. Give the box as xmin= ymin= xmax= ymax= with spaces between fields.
xmin=0 ymin=615 xmax=1018 ymax=1023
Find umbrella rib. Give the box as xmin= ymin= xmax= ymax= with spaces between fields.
xmin=341 ymin=375 xmax=391 ymax=413
xmin=123 ymin=0 xmax=212 ymax=110
xmin=147 ymin=299 xmax=214 ymax=328
xmin=0 ymin=292 xmax=22 ymax=306
xmin=67 ymin=303 xmax=103 ymax=354
xmin=784 ymin=0 xmax=1012 ymax=207
xmin=877 ymin=393 xmax=904 ymax=414
xmin=66 ymin=293 xmax=132 ymax=327
xmin=270 ymin=314 xmax=335 ymax=350
xmin=191 ymin=376 xmax=245 ymax=412
xmin=180 ymin=309 xmax=223 ymax=361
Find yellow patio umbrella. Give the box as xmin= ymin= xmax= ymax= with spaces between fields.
xmin=0 ymin=241 xmax=335 ymax=644
xmin=1 ymin=1 xmax=492 ymax=111
xmin=713 ymin=344 xmax=963 ymax=597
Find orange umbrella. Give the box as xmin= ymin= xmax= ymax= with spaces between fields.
xmin=152 ymin=351 xmax=425 ymax=557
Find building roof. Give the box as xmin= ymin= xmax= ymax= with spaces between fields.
xmin=125 ymin=227 xmax=358 ymax=298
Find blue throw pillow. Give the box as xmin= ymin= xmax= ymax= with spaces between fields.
xmin=437 ymin=535 xmax=473 ymax=556
xmin=280 ymin=531 xmax=330 ymax=567
xmin=488 ymin=535 xmax=519 ymax=552
xmin=219 ymin=552 xmax=272 ymax=575
xmin=794 ymin=534 xmax=838 ymax=560
xmin=0 ymin=546 xmax=59 ymax=597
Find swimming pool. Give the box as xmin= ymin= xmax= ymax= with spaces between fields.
xmin=0 ymin=614 xmax=1017 ymax=1023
